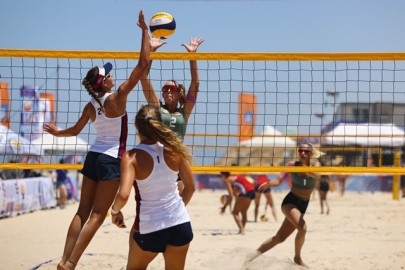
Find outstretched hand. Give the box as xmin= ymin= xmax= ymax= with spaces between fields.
xmin=137 ymin=10 xmax=148 ymax=31
xmin=43 ymin=124 xmax=59 ymax=135
xmin=182 ymin=37 xmax=205 ymax=52
xmin=150 ymin=37 xmax=167 ymax=52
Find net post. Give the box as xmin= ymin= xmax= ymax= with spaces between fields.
xmin=393 ymin=148 xmax=401 ymax=200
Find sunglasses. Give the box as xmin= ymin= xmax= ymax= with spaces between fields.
xmin=104 ymin=73 xmax=111 ymax=81
xmin=298 ymin=149 xmax=311 ymax=154
xmin=162 ymin=85 xmax=180 ymax=93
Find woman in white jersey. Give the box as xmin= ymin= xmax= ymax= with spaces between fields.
xmin=43 ymin=11 xmax=150 ymax=270
xmin=140 ymin=36 xmax=204 ymax=192
xmin=111 ymin=104 xmax=195 ymax=270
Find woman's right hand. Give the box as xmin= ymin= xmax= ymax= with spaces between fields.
xmin=43 ymin=124 xmax=58 ymax=135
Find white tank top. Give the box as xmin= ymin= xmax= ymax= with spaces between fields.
xmin=88 ymin=93 xmax=128 ymax=158
xmin=133 ymin=143 xmax=190 ymax=234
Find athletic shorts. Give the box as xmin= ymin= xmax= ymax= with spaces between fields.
xmin=319 ymin=181 xmax=330 ymax=191
xmin=281 ymin=192 xmax=309 ymax=214
xmin=81 ymin=151 xmax=121 ymax=182
xmin=133 ymin=222 xmax=193 ymax=253
xmin=239 ymin=190 xmax=256 ymax=200
xmin=255 ymin=184 xmax=271 ymax=193
xmin=56 ymin=179 xmax=67 ymax=188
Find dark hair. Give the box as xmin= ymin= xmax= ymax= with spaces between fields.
xmin=135 ymin=104 xmax=192 ymax=162
xmin=220 ymin=172 xmax=230 ymax=177
xmin=82 ymin=67 xmax=107 ymax=113
xmin=163 ymin=80 xmax=186 ymax=109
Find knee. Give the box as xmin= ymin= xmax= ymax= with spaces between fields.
xmin=89 ymin=212 xmax=106 ymax=226
xmin=297 ymin=224 xmax=307 ymax=234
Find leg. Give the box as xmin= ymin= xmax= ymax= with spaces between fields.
xmin=58 ymin=176 xmax=97 ymax=269
xmin=66 ymin=180 xmax=120 ymax=268
xmin=232 ymin=196 xmax=251 ymax=234
xmin=246 ymin=217 xmax=296 ymax=263
xmin=253 ymin=192 xmax=261 ymax=222
xmin=282 ymin=205 xmax=308 ymax=267
xmin=319 ymin=190 xmax=325 ymax=214
xmin=127 ymin=237 xmax=159 ymax=270
xmin=163 ymin=244 xmax=190 ymax=270
xmin=58 ymin=184 xmax=68 ymax=208
xmin=324 ymin=191 xmax=330 ymax=214
xmin=264 ymin=192 xmax=277 ymax=222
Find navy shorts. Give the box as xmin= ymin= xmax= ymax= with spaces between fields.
xmin=319 ymin=181 xmax=330 ymax=191
xmin=133 ymin=222 xmax=193 ymax=253
xmin=281 ymin=192 xmax=309 ymax=214
xmin=255 ymin=184 xmax=271 ymax=193
xmin=239 ymin=190 xmax=256 ymax=200
xmin=81 ymin=152 xmax=121 ymax=182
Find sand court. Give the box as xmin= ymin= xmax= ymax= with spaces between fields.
xmin=1 ymin=190 xmax=404 ymax=270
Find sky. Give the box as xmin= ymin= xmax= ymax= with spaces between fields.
xmin=1 ymin=0 xmax=405 ymax=165
xmin=2 ymin=0 xmax=405 ymax=53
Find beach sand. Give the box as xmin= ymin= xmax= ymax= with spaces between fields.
xmin=1 ymin=190 xmax=405 ymax=270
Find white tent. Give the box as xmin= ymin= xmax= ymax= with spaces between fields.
xmin=31 ymin=129 xmax=90 ymax=154
xmin=323 ymin=123 xmax=405 ymax=147
xmin=239 ymin=126 xmax=296 ymax=148
xmin=0 ymin=125 xmax=42 ymax=156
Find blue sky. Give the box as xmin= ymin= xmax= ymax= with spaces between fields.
xmin=2 ymin=0 xmax=405 ymax=53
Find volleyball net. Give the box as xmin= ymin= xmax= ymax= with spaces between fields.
xmin=1 ymin=49 xmax=405 ymax=179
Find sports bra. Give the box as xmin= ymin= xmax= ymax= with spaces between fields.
xmin=290 ymin=161 xmax=317 ymax=190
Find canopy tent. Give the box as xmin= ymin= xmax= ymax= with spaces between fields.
xmin=0 ymin=125 xmax=42 ymax=156
xmin=31 ymin=129 xmax=90 ymax=154
xmin=213 ymin=125 xmax=297 ymax=166
xmin=323 ymin=123 xmax=405 ymax=147
xmin=239 ymin=126 xmax=297 ymax=148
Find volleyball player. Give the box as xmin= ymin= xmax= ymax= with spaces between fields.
xmin=44 ymin=10 xmax=150 ymax=269
xmin=110 ymin=104 xmax=195 ymax=270
xmin=220 ymin=172 xmax=255 ymax=235
xmin=246 ymin=143 xmax=322 ymax=267
xmin=140 ymin=36 xmax=204 ymax=192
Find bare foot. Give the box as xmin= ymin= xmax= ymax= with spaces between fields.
xmin=245 ymin=250 xmax=262 ymax=263
xmin=57 ymin=261 xmax=67 ymax=270
xmin=294 ymin=256 xmax=309 ymax=268
xmin=238 ymin=229 xmax=245 ymax=235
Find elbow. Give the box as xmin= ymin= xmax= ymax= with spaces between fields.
xmin=187 ymin=184 xmax=196 ymax=195
xmin=116 ymin=192 xmax=129 ymax=204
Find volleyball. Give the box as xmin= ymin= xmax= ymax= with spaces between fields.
xmin=260 ymin=214 xmax=269 ymax=222
xmin=220 ymin=194 xmax=229 ymax=206
xmin=149 ymin=12 xmax=176 ymax=39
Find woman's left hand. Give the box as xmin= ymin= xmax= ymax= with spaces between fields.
xmin=112 ymin=212 xmax=126 ymax=228
xmin=182 ymin=37 xmax=205 ymax=52
xmin=137 ymin=10 xmax=148 ymax=31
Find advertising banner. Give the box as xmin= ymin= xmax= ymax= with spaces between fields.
xmin=238 ymin=93 xmax=256 ymax=142
xmin=0 ymin=82 xmax=10 ymax=128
